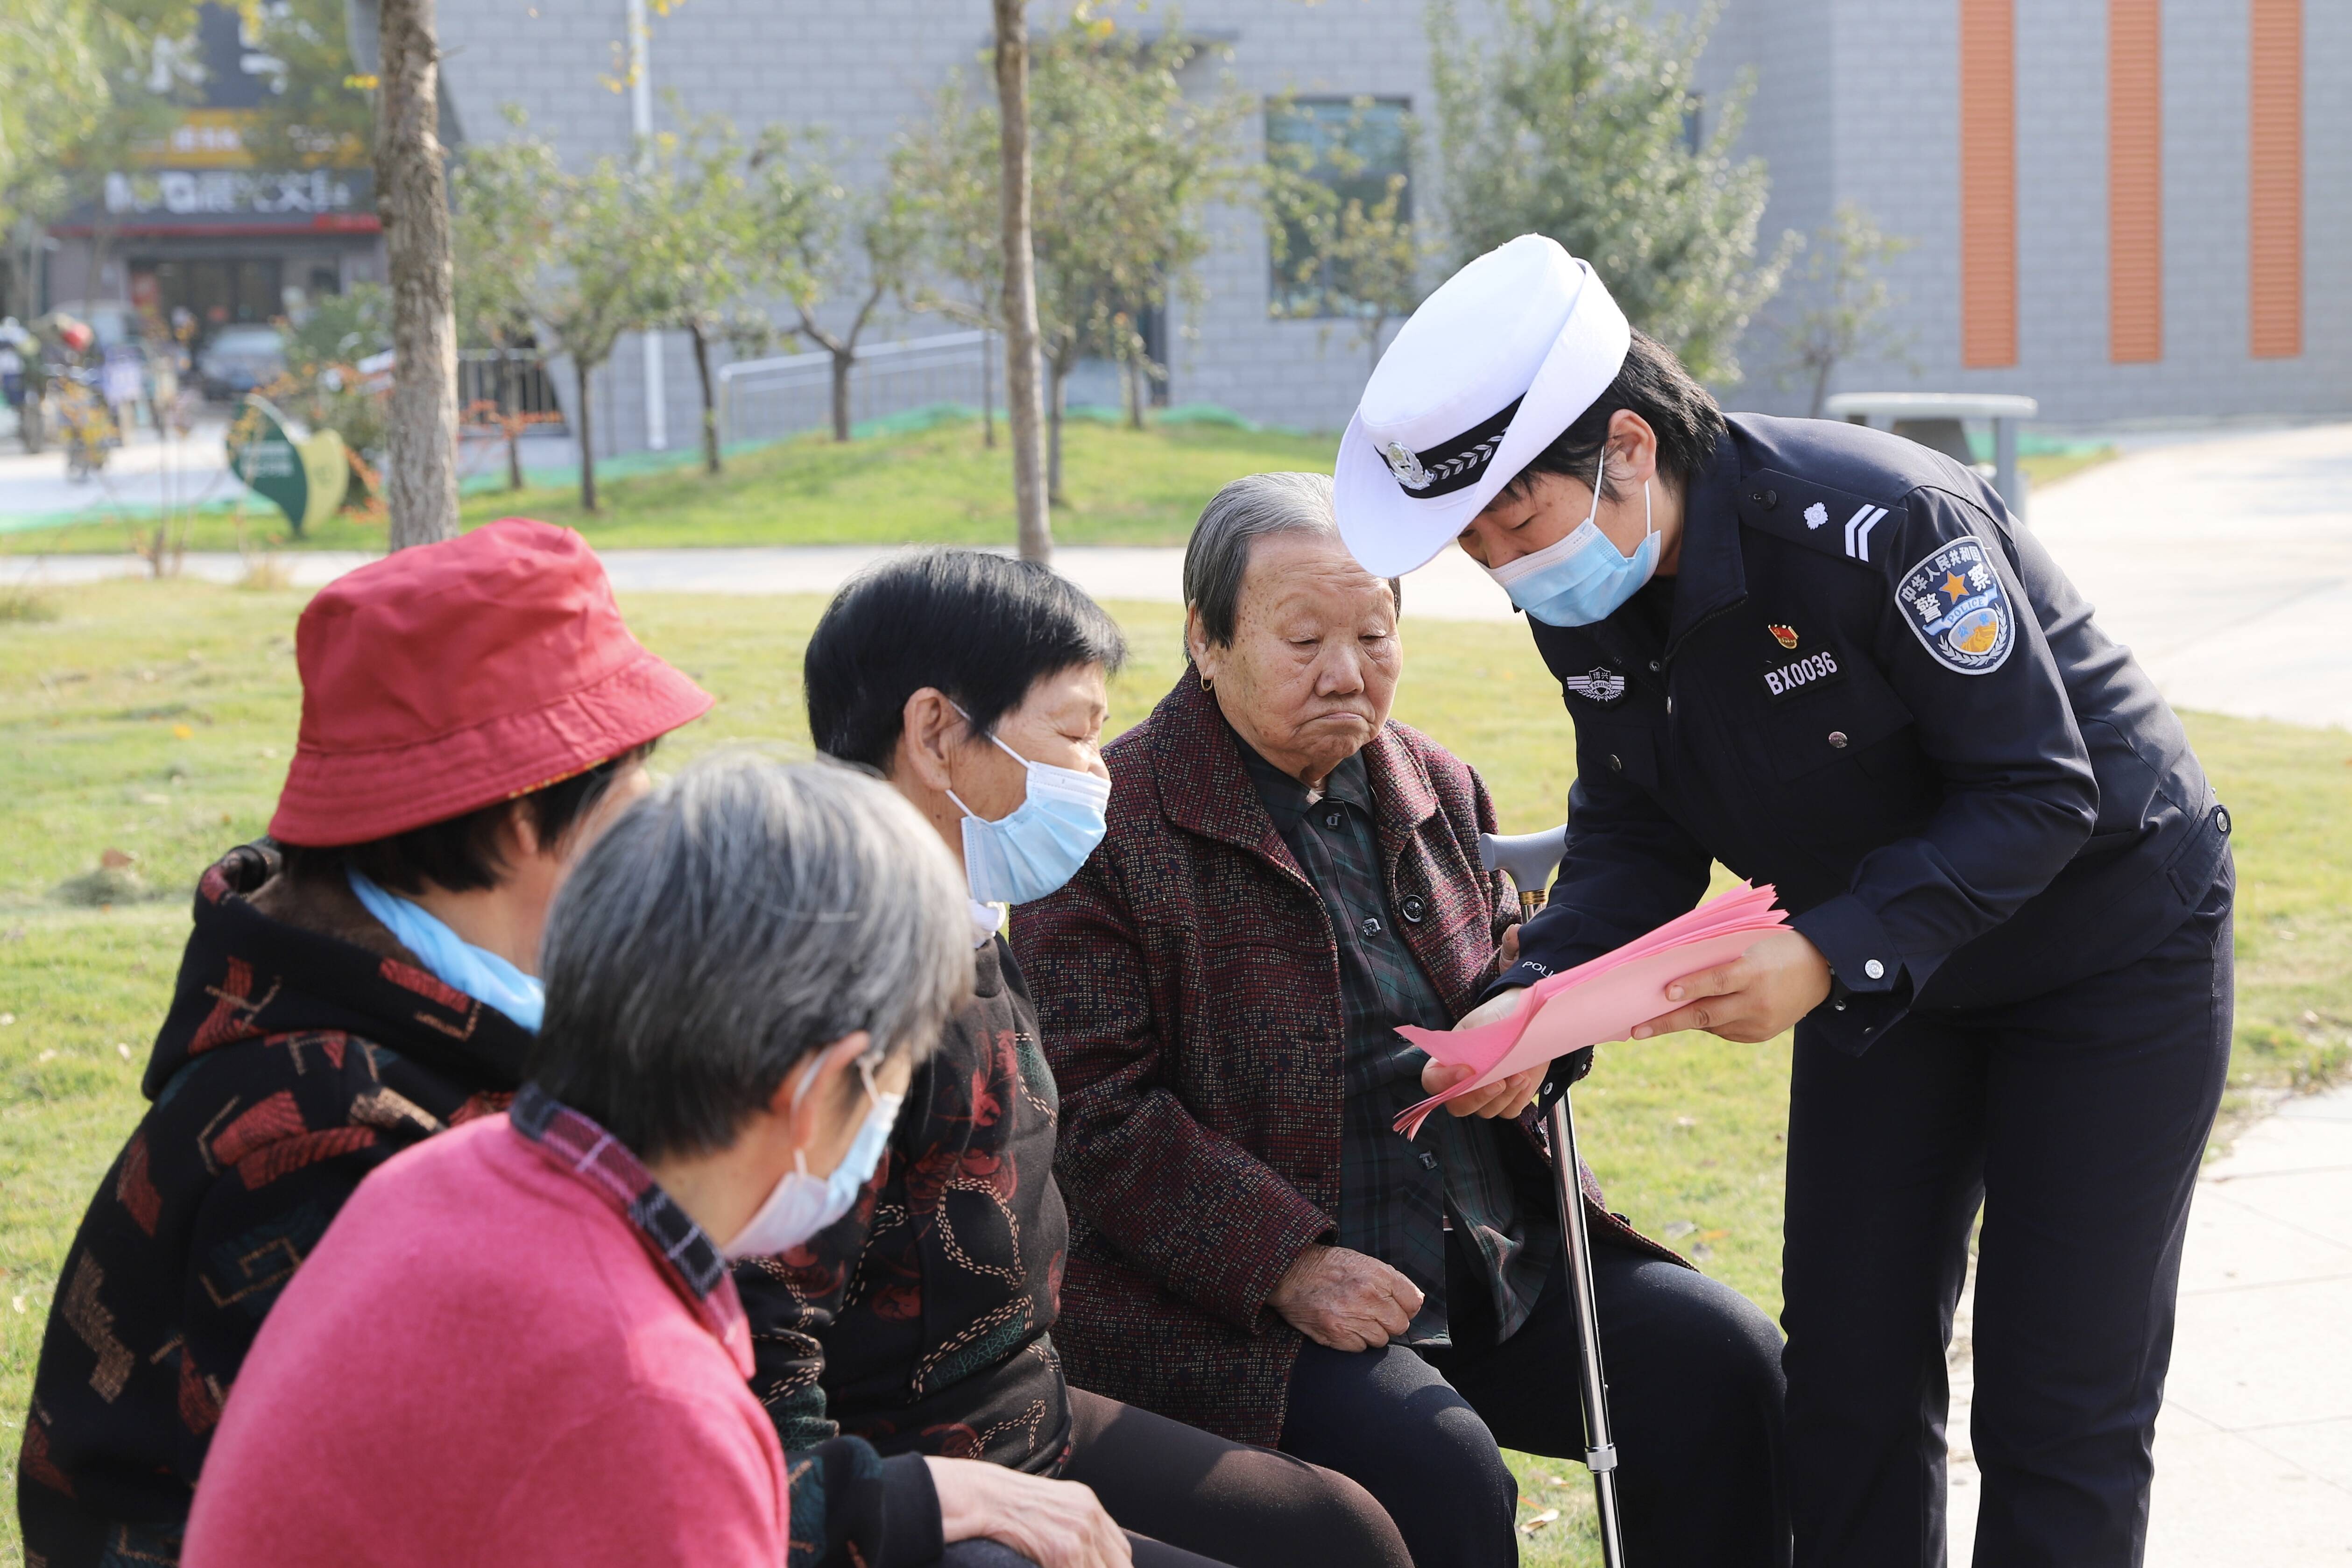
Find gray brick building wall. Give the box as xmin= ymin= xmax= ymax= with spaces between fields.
xmin=436 ymin=0 xmax=2347 ymax=457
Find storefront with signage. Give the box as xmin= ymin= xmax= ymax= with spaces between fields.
xmin=40 ymin=7 xmax=383 ymax=341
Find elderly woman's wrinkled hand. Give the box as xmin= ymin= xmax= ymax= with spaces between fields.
xmin=927 ymin=1458 xmax=1133 ymax=1568
xmin=1419 ymin=987 xmax=1546 ymax=1119
xmin=1267 ymin=1243 xmax=1425 ymax=1352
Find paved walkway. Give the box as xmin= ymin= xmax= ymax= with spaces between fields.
xmin=2027 ymin=420 xmax=2352 ymax=732
xmin=1947 ymin=1081 xmax=2352 ymax=1564
xmin=8 ymin=420 xmax=2349 ymax=730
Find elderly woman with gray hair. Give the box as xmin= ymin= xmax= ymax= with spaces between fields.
xmin=1013 ymin=474 xmax=1792 ymax=1568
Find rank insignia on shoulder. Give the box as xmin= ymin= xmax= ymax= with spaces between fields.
xmin=1738 ymin=468 xmax=1906 ymax=568
xmin=1895 ymin=538 xmax=2015 ymax=675
xmin=1562 ymin=667 xmax=1627 ymax=704
xmin=1767 ymin=623 xmax=1800 ymax=650
xmin=1840 ymin=504 xmax=1891 ymax=562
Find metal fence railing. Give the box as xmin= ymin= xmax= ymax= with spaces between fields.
xmin=717 ymin=331 xmax=988 ymax=447
xmin=459 ymin=350 xmax=566 ymax=430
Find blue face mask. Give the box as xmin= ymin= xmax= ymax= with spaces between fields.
xmin=721 ymin=1053 xmax=904 ymax=1261
xmin=948 ymin=711 xmax=1112 ymax=906
xmin=347 ymin=867 xmax=546 ymax=1032
xmin=1485 ymin=449 xmax=1659 ymax=628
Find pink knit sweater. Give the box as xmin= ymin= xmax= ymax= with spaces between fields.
xmin=183 ymin=1111 xmax=787 ymax=1568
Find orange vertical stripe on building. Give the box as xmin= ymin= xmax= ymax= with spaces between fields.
xmin=1959 ymin=0 xmax=2018 ymax=369
xmin=2248 ymin=0 xmax=2302 ymax=359
xmin=2108 ymin=0 xmax=2162 ymax=363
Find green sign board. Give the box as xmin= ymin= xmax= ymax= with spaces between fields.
xmin=226 ymin=395 xmax=349 ymax=536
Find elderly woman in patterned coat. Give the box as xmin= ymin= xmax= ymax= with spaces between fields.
xmin=733 ymin=550 xmax=1408 ymax=1568
xmin=1012 ymin=474 xmax=1793 ymax=1568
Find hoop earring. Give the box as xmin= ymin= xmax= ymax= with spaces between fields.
xmin=1199 ymin=671 xmax=1213 ymax=692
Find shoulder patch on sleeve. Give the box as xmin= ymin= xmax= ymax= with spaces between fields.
xmin=1893 ymin=536 xmax=2014 ymax=674
xmin=1736 ymin=466 xmax=1907 ymax=567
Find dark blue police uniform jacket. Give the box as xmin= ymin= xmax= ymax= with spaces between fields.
xmin=1501 ymin=413 xmax=2232 ymax=1050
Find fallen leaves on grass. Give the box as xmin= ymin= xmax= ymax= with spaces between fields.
xmin=1520 ymin=1508 xmax=1561 ymax=1535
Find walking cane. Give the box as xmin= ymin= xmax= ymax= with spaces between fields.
xmin=1479 ymin=826 xmax=1629 ymax=1568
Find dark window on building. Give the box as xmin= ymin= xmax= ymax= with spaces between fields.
xmin=1265 ymin=96 xmax=1411 ymax=319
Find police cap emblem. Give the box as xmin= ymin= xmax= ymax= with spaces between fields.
xmin=1894 ymin=538 xmax=2015 ymax=675
xmin=1562 ymin=667 xmax=1627 ymax=704
xmin=1382 ymin=440 xmax=1434 ymax=492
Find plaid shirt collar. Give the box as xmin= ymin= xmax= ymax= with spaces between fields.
xmin=509 ymin=1082 xmax=752 ymax=1374
xmin=1242 ymin=744 xmax=1373 ymax=832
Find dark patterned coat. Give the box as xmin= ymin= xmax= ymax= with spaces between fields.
xmin=1010 ymin=675 xmax=1681 ymax=1448
xmin=17 ymin=845 xmax=905 ymax=1568
xmin=736 ymin=936 xmax=1072 ymax=1504
xmin=14 ymin=845 xmax=532 ymax=1568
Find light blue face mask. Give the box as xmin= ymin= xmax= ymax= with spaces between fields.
xmin=721 ymin=1053 xmax=905 ymax=1261
xmin=1485 ymin=448 xmax=1659 ymax=628
xmin=347 ymin=868 xmax=546 ymax=1032
xmin=948 ymin=708 xmax=1112 ymax=906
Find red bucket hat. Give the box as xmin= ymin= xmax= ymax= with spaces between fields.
xmin=268 ymin=519 xmax=713 ymax=847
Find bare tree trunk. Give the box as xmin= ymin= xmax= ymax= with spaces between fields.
xmin=497 ymin=351 xmax=523 ymax=490
xmin=690 ymin=324 xmax=720 ymax=473
xmin=576 ymin=359 xmax=599 ymax=513
xmin=1808 ymin=356 xmax=1832 ymax=420
xmin=1047 ymin=354 xmax=1068 ymax=508
xmin=992 ymin=0 xmax=1050 ymax=561
xmin=830 ymin=349 xmax=853 ymax=442
xmin=1123 ymin=357 xmax=1143 ymax=430
xmin=980 ymin=327 xmax=995 ymax=449
xmin=377 ymin=0 xmax=459 ymax=550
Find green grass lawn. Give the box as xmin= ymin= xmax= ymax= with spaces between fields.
xmin=5 ymin=580 xmax=2347 ymax=1565
xmin=0 ymin=414 xmax=1338 ymax=557
xmin=0 ymin=411 xmax=2106 ymax=565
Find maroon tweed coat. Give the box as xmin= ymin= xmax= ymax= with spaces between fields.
xmin=1010 ymin=674 xmax=1680 ymax=1448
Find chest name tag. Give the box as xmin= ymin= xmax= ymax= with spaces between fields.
xmin=1562 ymin=667 xmax=1627 ymax=705
xmin=1895 ymin=538 xmax=2016 ymax=675
xmin=1762 ymin=649 xmax=1844 ymax=703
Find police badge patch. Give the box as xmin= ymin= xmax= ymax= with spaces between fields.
xmin=1894 ymin=538 xmax=2015 ymax=675
xmin=1562 ymin=667 xmax=1627 ymax=704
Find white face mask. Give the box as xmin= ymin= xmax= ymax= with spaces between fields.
xmin=720 ymin=1053 xmax=905 ymax=1261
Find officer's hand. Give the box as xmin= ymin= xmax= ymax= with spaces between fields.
xmin=1424 ymin=987 xmax=1546 ymax=1118
xmin=1633 ymin=930 xmax=1833 ymax=1044
xmin=1268 ymin=1243 xmax=1425 ymax=1351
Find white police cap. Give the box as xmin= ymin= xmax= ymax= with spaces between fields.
xmin=1334 ymin=235 xmax=1630 ymax=577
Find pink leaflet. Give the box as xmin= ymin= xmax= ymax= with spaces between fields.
xmin=1392 ymin=882 xmax=1788 ymax=1139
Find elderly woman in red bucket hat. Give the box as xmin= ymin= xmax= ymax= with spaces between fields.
xmin=14 ymin=519 xmax=713 ymax=1568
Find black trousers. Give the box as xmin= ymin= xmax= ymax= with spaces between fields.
xmin=1278 ymin=1229 xmax=1791 ymax=1568
xmin=1783 ymin=868 xmax=2234 ymax=1568
xmin=940 ymin=1387 xmax=1410 ymax=1568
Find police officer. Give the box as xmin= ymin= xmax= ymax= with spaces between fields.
xmin=1333 ymin=236 xmax=2232 ymax=1568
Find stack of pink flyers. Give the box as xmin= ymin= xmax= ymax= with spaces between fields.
xmin=1392 ymin=882 xmax=1789 ymax=1139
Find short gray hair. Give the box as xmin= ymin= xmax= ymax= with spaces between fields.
xmin=530 ymin=752 xmax=971 ymax=1161
xmin=1183 ymin=471 xmax=1399 ymax=648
